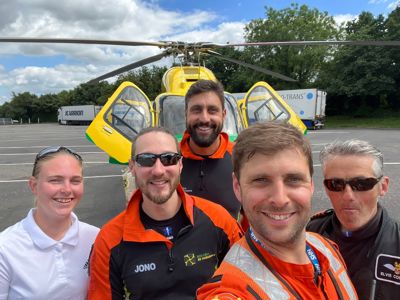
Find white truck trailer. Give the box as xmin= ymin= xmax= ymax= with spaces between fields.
xmin=277 ymin=89 xmax=326 ymax=129
xmin=57 ymin=105 xmax=102 ymax=125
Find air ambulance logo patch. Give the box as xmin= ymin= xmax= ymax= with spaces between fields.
xmin=375 ymin=254 xmax=400 ymax=285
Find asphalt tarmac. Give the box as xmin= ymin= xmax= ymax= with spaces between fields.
xmin=0 ymin=124 xmax=399 ymax=231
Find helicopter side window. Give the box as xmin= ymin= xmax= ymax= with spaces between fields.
xmin=246 ymin=87 xmax=289 ymax=125
xmin=104 ymin=86 xmax=151 ymax=140
xmin=223 ymin=95 xmax=241 ymax=136
xmin=158 ymin=95 xmax=186 ymax=135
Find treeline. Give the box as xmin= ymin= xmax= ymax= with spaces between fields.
xmin=1 ymin=3 xmax=399 ymax=122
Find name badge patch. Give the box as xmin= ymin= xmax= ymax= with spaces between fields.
xmin=375 ymin=254 xmax=400 ymax=285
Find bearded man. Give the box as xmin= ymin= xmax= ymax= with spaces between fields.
xmin=180 ymin=80 xmax=241 ymax=219
xmin=88 ymin=126 xmax=242 ymax=300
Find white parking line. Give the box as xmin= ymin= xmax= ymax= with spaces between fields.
xmin=307 ymin=131 xmax=350 ymax=134
xmin=0 ymin=174 xmax=123 ymax=183
xmin=0 ymin=145 xmax=97 ymax=149
xmin=0 ymin=137 xmax=87 ymax=142
xmin=0 ymin=161 xmax=109 ymax=166
xmin=314 ymin=162 xmax=400 ymax=167
xmin=0 ymin=151 xmax=104 ymax=156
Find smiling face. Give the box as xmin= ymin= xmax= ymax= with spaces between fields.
xmin=29 ymin=153 xmax=84 ymax=222
xmin=186 ymin=91 xmax=226 ymax=150
xmin=129 ymin=131 xmax=183 ymax=206
xmin=233 ymin=148 xmax=314 ymax=248
xmin=323 ymin=154 xmax=389 ymax=231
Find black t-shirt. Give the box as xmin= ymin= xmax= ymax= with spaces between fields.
xmin=140 ymin=204 xmax=190 ymax=242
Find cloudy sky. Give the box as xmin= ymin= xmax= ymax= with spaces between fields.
xmin=0 ymin=0 xmax=399 ymax=105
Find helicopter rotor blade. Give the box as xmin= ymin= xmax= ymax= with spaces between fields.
xmin=87 ymin=51 xmax=171 ymax=84
xmin=206 ymin=50 xmax=297 ymax=82
xmin=208 ymin=40 xmax=400 ymax=48
xmin=0 ymin=37 xmax=168 ymax=47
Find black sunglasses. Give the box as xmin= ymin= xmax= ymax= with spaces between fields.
xmin=135 ymin=152 xmax=181 ymax=167
xmin=35 ymin=146 xmax=82 ymax=164
xmin=323 ymin=176 xmax=382 ymax=192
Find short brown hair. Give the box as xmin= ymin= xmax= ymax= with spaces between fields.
xmin=233 ymin=122 xmax=313 ymax=179
xmin=184 ymin=80 xmax=225 ymax=111
xmin=131 ymin=126 xmax=179 ymax=158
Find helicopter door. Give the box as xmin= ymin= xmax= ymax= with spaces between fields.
xmin=86 ymin=81 xmax=153 ymax=164
xmin=224 ymin=92 xmax=244 ymax=141
xmin=242 ymin=81 xmax=307 ymax=134
xmin=155 ymin=94 xmax=186 ymax=140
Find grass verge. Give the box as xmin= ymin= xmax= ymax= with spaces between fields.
xmin=325 ymin=116 xmax=400 ymax=128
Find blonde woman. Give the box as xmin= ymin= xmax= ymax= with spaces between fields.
xmin=0 ymin=146 xmax=99 ymax=300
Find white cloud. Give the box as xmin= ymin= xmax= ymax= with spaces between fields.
xmin=368 ymin=0 xmax=388 ymax=4
xmin=333 ymin=14 xmax=358 ymax=26
xmin=388 ymin=0 xmax=400 ymax=10
xmin=0 ymin=0 xmax=246 ymax=104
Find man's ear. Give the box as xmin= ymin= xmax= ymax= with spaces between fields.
xmin=379 ymin=176 xmax=389 ymax=197
xmin=232 ymin=172 xmax=242 ymax=204
xmin=310 ymin=178 xmax=315 ymax=196
xmin=128 ymin=159 xmax=136 ymax=176
xmin=222 ymin=108 xmax=227 ymax=120
xmin=178 ymin=157 xmax=183 ymax=174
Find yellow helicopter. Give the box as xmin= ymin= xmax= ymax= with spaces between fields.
xmin=77 ymin=40 xmax=320 ymax=165
xmin=2 ymin=38 xmax=399 ymax=166
xmin=85 ymin=64 xmax=307 ymax=164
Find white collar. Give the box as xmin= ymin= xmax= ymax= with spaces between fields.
xmin=22 ymin=208 xmax=79 ymax=249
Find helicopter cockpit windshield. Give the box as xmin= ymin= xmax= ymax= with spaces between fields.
xmin=105 ymin=85 xmax=152 ymax=140
xmin=246 ymin=86 xmax=289 ymax=125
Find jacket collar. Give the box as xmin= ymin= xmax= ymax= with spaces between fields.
xmin=123 ymin=185 xmax=194 ymax=244
xmin=180 ymin=130 xmax=231 ymax=160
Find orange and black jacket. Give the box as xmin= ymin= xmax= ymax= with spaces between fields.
xmin=179 ymin=131 xmax=241 ymax=219
xmin=197 ymin=231 xmax=358 ymax=300
xmin=88 ymin=185 xmax=243 ymax=300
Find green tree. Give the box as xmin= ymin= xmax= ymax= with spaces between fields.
xmin=33 ymin=94 xmax=60 ymax=122
xmin=203 ymin=47 xmax=255 ymax=93
xmin=384 ymin=6 xmax=400 ymax=110
xmin=8 ymin=92 xmax=38 ymax=121
xmin=0 ymin=102 xmax=12 ymax=118
xmin=116 ymin=65 xmax=168 ymax=100
xmin=243 ymin=3 xmax=339 ymax=89
xmin=70 ymin=82 xmax=106 ymax=105
xmin=319 ymin=12 xmax=397 ymax=116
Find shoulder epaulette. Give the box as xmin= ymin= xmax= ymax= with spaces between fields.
xmin=310 ymin=209 xmax=334 ymax=221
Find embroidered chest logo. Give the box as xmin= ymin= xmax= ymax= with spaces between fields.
xmin=375 ymin=254 xmax=400 ymax=285
xmin=184 ymin=253 xmax=196 ymax=266
xmin=183 ymin=252 xmax=216 ymax=267
xmin=134 ymin=263 xmax=157 ymax=273
xmin=394 ymin=262 xmax=400 ymax=275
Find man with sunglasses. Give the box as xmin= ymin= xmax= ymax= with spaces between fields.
xmin=307 ymin=139 xmax=400 ymax=300
xmin=180 ymin=80 xmax=241 ymax=220
xmin=88 ymin=127 xmax=242 ymax=300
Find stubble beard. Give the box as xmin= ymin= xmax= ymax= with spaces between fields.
xmin=138 ymin=177 xmax=180 ymax=205
xmin=248 ymin=206 xmax=311 ymax=249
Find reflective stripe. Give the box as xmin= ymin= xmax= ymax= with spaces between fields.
xmin=306 ymin=233 xmax=342 ymax=272
xmin=224 ymin=243 xmax=290 ymax=300
xmin=224 ymin=235 xmax=357 ymax=300
xmin=339 ymin=271 xmax=357 ymax=300
xmin=306 ymin=233 xmax=357 ymax=300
